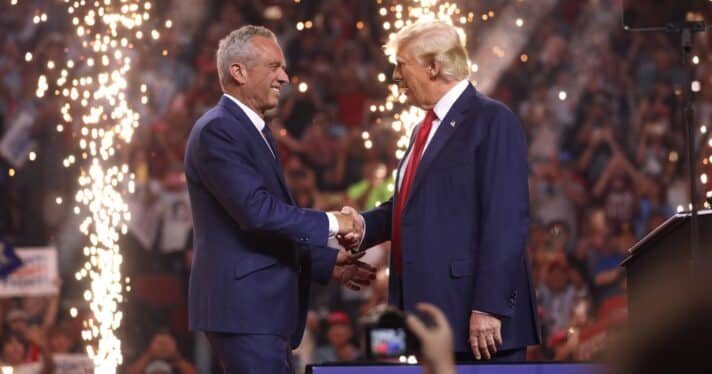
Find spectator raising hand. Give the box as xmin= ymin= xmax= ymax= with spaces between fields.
xmin=127 ymin=332 xmax=197 ymax=374
xmin=406 ymin=303 xmax=456 ymax=374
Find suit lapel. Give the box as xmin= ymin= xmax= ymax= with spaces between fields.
xmin=267 ymin=151 xmax=296 ymax=205
xmin=275 ymin=165 xmax=296 ymax=204
xmin=403 ymin=84 xmax=477 ymax=210
xmin=218 ymin=96 xmax=296 ymax=205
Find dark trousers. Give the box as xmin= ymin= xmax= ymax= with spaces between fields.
xmin=455 ymin=347 xmax=527 ymax=363
xmin=206 ymin=332 xmax=293 ymax=374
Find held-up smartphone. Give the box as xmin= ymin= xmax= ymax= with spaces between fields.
xmin=363 ymin=308 xmax=420 ymax=360
xmin=367 ymin=327 xmax=407 ymax=358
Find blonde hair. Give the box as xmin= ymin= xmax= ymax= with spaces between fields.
xmin=384 ymin=18 xmax=470 ymax=81
xmin=216 ymin=25 xmax=276 ymax=90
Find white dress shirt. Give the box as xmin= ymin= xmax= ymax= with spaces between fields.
xmin=397 ymin=79 xmax=470 ymax=191
xmin=223 ymin=94 xmax=339 ymax=236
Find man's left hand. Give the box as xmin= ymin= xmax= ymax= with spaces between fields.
xmin=336 ymin=248 xmax=365 ymax=265
xmin=332 ymin=260 xmax=376 ymax=291
xmin=469 ymin=312 xmax=502 ymax=360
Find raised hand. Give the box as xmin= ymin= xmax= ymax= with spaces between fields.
xmin=406 ymin=303 xmax=456 ymax=374
xmin=148 ymin=333 xmax=180 ymax=361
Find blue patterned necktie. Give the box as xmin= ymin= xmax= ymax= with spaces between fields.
xmin=261 ymin=125 xmax=279 ymax=160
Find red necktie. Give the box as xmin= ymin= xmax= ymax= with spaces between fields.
xmin=391 ymin=109 xmax=436 ymax=277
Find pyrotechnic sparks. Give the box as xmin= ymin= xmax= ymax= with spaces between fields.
xmin=371 ymin=1 xmax=473 ymax=191
xmin=362 ymin=0 xmax=556 ymax=181
xmin=12 ymin=0 xmax=168 ymax=371
xmin=293 ymin=1 xmax=481 ymax=176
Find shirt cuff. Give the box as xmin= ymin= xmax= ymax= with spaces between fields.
xmin=326 ymin=212 xmax=339 ymax=237
xmin=356 ymin=214 xmax=366 ymax=250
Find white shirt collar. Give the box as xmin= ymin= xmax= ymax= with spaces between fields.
xmin=223 ymin=93 xmax=265 ymax=131
xmin=432 ymin=79 xmax=470 ymax=121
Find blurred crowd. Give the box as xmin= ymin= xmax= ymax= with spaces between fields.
xmin=0 ymin=0 xmax=711 ymax=372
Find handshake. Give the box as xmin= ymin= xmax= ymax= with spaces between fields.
xmin=331 ymin=206 xmax=365 ymax=252
xmin=330 ymin=206 xmax=375 ymax=291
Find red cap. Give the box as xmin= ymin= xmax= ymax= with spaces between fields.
xmin=326 ymin=311 xmax=351 ymax=326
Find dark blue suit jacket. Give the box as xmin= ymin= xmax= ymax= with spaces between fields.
xmin=184 ymin=96 xmax=338 ymax=348
xmin=361 ymin=84 xmax=541 ymax=352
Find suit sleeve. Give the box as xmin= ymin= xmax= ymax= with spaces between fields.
xmin=359 ymin=125 xmax=420 ymax=251
xmin=471 ymin=108 xmax=530 ymax=318
xmin=306 ymin=245 xmax=339 ymax=284
xmin=195 ymin=118 xmax=329 ymax=246
xmin=360 ymin=197 xmax=393 ymax=250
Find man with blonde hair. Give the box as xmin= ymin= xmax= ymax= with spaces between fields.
xmin=184 ymin=25 xmax=372 ymax=372
xmin=345 ymin=18 xmax=541 ymax=362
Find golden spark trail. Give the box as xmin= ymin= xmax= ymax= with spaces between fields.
xmin=11 ymin=0 xmax=166 ymax=371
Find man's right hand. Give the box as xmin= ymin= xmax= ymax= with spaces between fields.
xmin=331 ymin=206 xmax=364 ymax=249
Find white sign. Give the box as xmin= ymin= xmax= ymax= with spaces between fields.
xmin=0 ymin=354 xmax=93 ymax=374
xmin=52 ymin=353 xmax=94 ymax=373
xmin=0 ymin=110 xmax=37 ymax=169
xmin=0 ymin=248 xmax=59 ymax=296
xmin=159 ymin=190 xmax=192 ymax=253
xmin=127 ymin=194 xmax=162 ymax=250
xmin=10 ymin=362 xmax=41 ymax=374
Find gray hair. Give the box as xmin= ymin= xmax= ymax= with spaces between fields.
xmin=216 ymin=25 xmax=277 ymax=90
xmin=384 ymin=19 xmax=470 ymax=82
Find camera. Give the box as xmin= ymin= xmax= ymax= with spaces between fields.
xmin=362 ymin=307 xmax=420 ymax=360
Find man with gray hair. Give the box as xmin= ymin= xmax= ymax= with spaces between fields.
xmin=184 ymin=25 xmax=372 ymax=372
xmin=344 ymin=18 xmax=541 ymax=362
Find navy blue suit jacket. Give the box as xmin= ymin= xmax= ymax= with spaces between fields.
xmin=184 ymin=96 xmax=338 ymax=348
xmin=361 ymin=84 xmax=541 ymax=352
